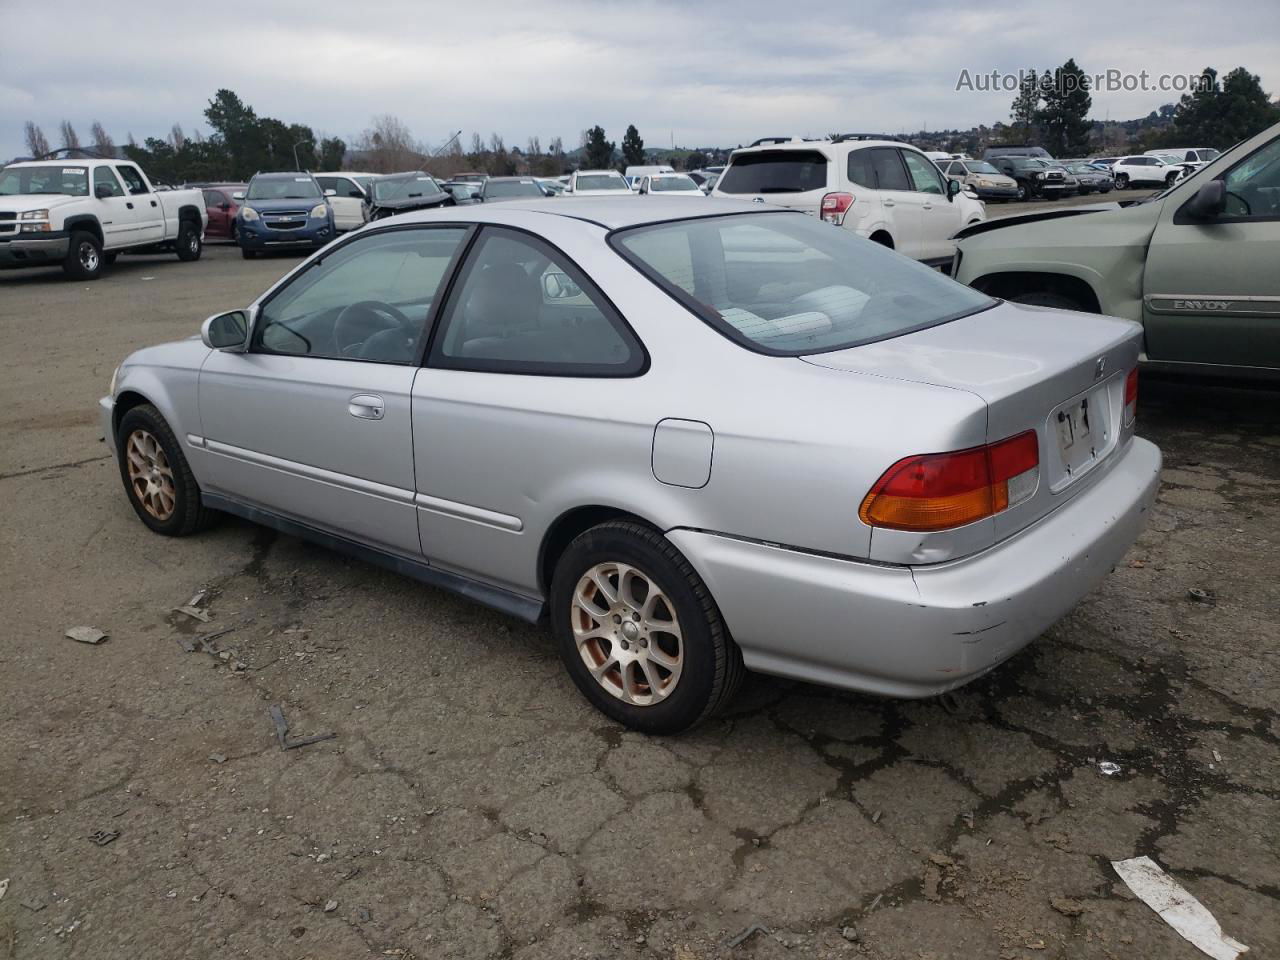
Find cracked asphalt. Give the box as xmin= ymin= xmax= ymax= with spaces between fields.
xmin=1 ymin=241 xmax=1277 ymax=960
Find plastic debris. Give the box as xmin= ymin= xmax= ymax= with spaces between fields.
xmin=270 ymin=704 xmax=336 ymax=751
xmin=1111 ymin=856 xmax=1249 ymax=960
xmin=1187 ymin=587 xmax=1216 ymax=605
xmin=323 ymin=899 xmax=338 ymax=913
xmin=1098 ymin=761 xmax=1122 ymax=776
xmin=0 ymin=878 xmax=8 ymax=901
xmin=871 ymin=809 xmax=882 ymax=824
xmin=208 ymin=754 xmax=227 ymax=764
xmin=174 ymin=605 xmax=211 ymax=622
xmin=87 ymin=829 xmax=120 ymax=846
xmin=66 ymin=626 xmax=107 ymax=645
xmin=723 ymin=924 xmax=769 ymax=948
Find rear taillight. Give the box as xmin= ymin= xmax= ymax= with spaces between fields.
xmin=859 ymin=431 xmax=1040 ymax=532
xmin=821 ymin=192 xmax=854 ymax=225
xmin=1124 ymin=367 xmax=1138 ymax=425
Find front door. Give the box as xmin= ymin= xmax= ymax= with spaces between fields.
xmin=91 ymin=165 xmax=139 ymax=247
xmin=114 ymin=163 xmax=165 ymax=244
xmin=900 ymin=149 xmax=961 ymax=263
xmin=1143 ymin=134 xmax=1280 ymax=371
xmin=199 ymin=224 xmax=471 ymax=555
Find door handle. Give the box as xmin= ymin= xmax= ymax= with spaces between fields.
xmin=922 ymin=203 xmax=934 ymax=210
xmin=348 ymin=394 xmax=385 ymax=420
xmin=150 ymin=200 xmax=157 ymax=207
xmin=882 ymin=199 xmax=895 ymax=207
xmin=126 ymin=202 xmax=134 ymax=209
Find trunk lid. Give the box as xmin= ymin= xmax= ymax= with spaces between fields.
xmin=803 ymin=300 xmax=1142 ymax=544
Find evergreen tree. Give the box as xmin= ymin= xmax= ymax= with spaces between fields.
xmin=1171 ymin=67 xmax=1279 ymax=146
xmin=1009 ymin=68 xmax=1040 ymax=140
xmin=621 ymin=124 xmax=645 ymax=167
xmin=583 ymin=125 xmax=615 ymax=169
xmin=1035 ymin=59 xmax=1092 ymax=156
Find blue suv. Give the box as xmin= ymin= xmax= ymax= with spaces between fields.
xmin=235 ymin=172 xmax=335 ymax=258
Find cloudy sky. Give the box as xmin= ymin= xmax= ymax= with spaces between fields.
xmin=3 ymin=0 xmax=1277 ymax=160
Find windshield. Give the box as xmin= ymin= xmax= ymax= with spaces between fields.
xmin=373 ymin=175 xmax=443 ymax=202
xmin=485 ymin=179 xmax=545 ymax=199
xmin=0 ymin=165 xmax=89 ymax=196
xmin=246 ymin=176 xmax=322 ymax=200
xmin=964 ymin=161 xmax=1001 ymax=175
xmin=354 ymin=176 xmax=375 ymax=192
xmin=1065 ymin=164 xmax=1097 ymax=174
xmin=650 ymin=176 xmax=700 ymax=192
xmin=574 ymin=174 xmax=629 ymax=191
xmin=718 ymin=151 xmax=828 ymax=194
xmin=614 ymin=212 xmax=995 ymax=357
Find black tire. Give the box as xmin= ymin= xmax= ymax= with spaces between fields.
xmin=550 ymin=521 xmax=744 ymax=734
xmin=63 ymin=230 xmax=104 ymax=280
xmin=1015 ymin=182 xmax=1029 ymax=201
xmin=1165 ymin=172 xmax=1179 ymax=188
xmin=1010 ymin=291 xmax=1084 ymax=310
xmin=176 ymin=220 xmax=202 ymax=261
xmin=115 ymin=403 xmax=214 ymax=537
xmin=1115 ymin=173 xmax=1129 ymax=190
xmin=241 ymin=247 xmax=257 ymax=259
xmin=229 ymin=223 xmax=237 ymax=243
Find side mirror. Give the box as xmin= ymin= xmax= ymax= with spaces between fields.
xmin=947 ymin=178 xmax=963 ymax=200
xmin=324 ymin=188 xmax=337 ymax=197
xmin=1183 ymin=179 xmax=1226 ymax=220
xmin=95 ymin=183 xmax=113 ymax=199
xmin=201 ymin=310 xmax=250 ymax=351
xmin=232 ymin=191 xmax=245 ymax=201
xmin=542 ymin=272 xmax=581 ymax=300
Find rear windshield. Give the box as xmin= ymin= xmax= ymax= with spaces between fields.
xmin=574 ymin=174 xmax=629 ymax=191
xmin=373 ymin=175 xmax=443 ymax=202
xmin=717 ymin=151 xmax=828 ymax=194
xmin=650 ymin=176 xmax=700 ymax=192
xmin=613 ymin=212 xmax=994 ymax=356
xmin=485 ymin=179 xmax=544 ymax=199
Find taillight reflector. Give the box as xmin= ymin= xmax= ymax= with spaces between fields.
xmin=821 ymin=192 xmax=854 ymax=224
xmin=859 ymin=431 xmax=1040 ymax=532
xmin=1124 ymin=367 xmax=1138 ymax=424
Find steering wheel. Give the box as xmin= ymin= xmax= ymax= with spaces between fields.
xmin=333 ymin=300 xmax=412 ymax=354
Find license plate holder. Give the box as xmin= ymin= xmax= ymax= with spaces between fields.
xmin=1056 ymin=397 xmax=1096 ymax=477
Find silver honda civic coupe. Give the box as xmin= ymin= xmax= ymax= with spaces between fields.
xmin=101 ymin=197 xmax=1161 ymax=733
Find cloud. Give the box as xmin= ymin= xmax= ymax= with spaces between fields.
xmin=3 ymin=0 xmax=1277 ymax=160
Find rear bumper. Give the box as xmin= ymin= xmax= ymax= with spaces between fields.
xmin=0 ymin=234 xmax=70 ymax=267
xmin=670 ymin=436 xmax=1161 ymax=698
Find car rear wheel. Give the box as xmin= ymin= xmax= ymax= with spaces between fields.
xmin=550 ymin=521 xmax=744 ymax=734
xmin=176 ymin=220 xmax=202 ymax=261
xmin=1009 ymin=291 xmax=1084 ymax=311
xmin=63 ymin=230 xmax=104 ymax=280
xmin=116 ymin=404 xmax=214 ymax=537
xmin=1115 ymin=173 xmax=1129 ymax=189
xmin=1015 ymin=182 xmax=1029 ymax=201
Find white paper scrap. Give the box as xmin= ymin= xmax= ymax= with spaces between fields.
xmin=1111 ymin=856 xmax=1248 ymax=960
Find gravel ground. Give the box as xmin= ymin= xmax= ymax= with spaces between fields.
xmin=0 ymin=241 xmax=1276 ymax=960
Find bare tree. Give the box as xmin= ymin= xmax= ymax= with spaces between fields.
xmin=90 ymin=121 xmax=115 ymax=156
xmin=170 ymin=123 xmax=186 ymax=150
xmin=24 ymin=121 xmax=50 ymax=157
xmin=355 ymin=114 xmax=420 ymax=173
xmin=59 ymin=120 xmax=81 ymax=153
xmin=527 ymin=135 xmax=541 ymax=158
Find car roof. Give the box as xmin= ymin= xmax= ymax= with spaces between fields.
xmin=574 ymin=169 xmax=625 ymax=175
xmin=252 ymin=171 xmax=313 ymax=179
xmin=387 ymin=195 xmax=770 ymax=230
xmin=730 ymin=138 xmax=910 ymax=156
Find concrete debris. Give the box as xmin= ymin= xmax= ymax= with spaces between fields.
xmin=65 ymin=626 xmax=107 ymax=644
xmin=1098 ymin=761 xmax=1122 ymax=776
xmin=841 ymin=925 xmax=859 ymax=942
xmin=1050 ymin=896 xmax=1085 ymax=917
xmin=1112 ymin=856 xmax=1248 ymax=960
xmin=323 ymin=899 xmax=338 ymax=913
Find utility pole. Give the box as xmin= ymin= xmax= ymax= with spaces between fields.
xmin=293 ymin=138 xmax=312 ymax=170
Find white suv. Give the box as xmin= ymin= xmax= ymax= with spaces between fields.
xmin=1110 ymin=155 xmax=1188 ymax=190
xmin=712 ymin=136 xmax=985 ymax=266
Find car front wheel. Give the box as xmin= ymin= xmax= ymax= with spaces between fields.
xmin=550 ymin=521 xmax=744 ymax=734
xmin=116 ymin=404 xmax=213 ymax=536
xmin=1115 ymin=173 xmax=1129 ymax=189
xmin=63 ymin=230 xmax=104 ymax=280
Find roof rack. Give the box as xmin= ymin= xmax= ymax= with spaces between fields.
xmin=35 ymin=146 xmax=117 ymax=161
xmin=828 ymin=133 xmax=905 ymax=144
xmin=748 ymin=136 xmax=798 ymax=147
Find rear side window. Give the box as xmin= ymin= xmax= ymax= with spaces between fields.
xmin=614 ymin=212 xmax=995 ymax=357
xmin=718 ymin=150 xmax=828 ymax=194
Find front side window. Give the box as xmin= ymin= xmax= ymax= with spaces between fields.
xmin=93 ymin=166 xmax=125 ymax=198
xmin=901 ymin=151 xmax=946 ymax=195
xmin=431 ymin=227 xmax=644 ymax=376
xmin=115 ymin=164 xmax=148 ymax=195
xmin=614 ymin=212 xmax=994 ymax=357
xmin=965 ymin=161 xmax=1001 ymax=175
xmin=255 ymin=226 xmax=469 ymax=363
xmin=719 ymin=150 xmax=828 ymax=194
xmin=202 ymin=189 xmax=226 ymax=207
xmin=574 ymin=174 xmax=629 ymax=191
xmin=1221 ymin=137 xmax=1280 ymax=219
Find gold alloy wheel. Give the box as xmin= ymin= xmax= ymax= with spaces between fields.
xmin=125 ymin=429 xmax=177 ymax=521
xmin=572 ymin=562 xmax=684 ymax=706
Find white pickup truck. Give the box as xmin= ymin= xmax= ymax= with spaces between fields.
xmin=0 ymin=156 xmax=207 ymax=279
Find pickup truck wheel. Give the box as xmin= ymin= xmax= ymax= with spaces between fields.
xmin=550 ymin=521 xmax=744 ymax=734
xmin=176 ymin=221 xmax=202 ymax=261
xmin=63 ymin=231 xmax=104 ymax=280
xmin=1010 ymin=291 xmax=1083 ymax=311
xmin=1115 ymin=173 xmax=1129 ymax=189
xmin=116 ymin=404 xmax=214 ymax=536
xmin=1015 ymin=182 xmax=1029 ymax=201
